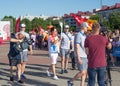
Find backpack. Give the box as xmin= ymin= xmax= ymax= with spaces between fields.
xmin=13 ymin=42 xmax=23 ymax=53
xmin=13 ymin=39 xmax=29 ymax=52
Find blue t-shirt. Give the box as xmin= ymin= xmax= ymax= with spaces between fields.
xmin=74 ymin=31 xmax=87 ymax=58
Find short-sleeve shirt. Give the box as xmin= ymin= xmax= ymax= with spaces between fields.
xmin=60 ymin=32 xmax=72 ymax=49
xmin=74 ymin=31 xmax=87 ymax=58
xmin=85 ymin=35 xmax=109 ymax=68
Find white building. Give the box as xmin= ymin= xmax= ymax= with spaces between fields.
xmin=20 ymin=14 xmax=49 ymax=21
xmin=94 ymin=3 xmax=120 ymax=21
xmin=63 ymin=11 xmax=93 ymax=31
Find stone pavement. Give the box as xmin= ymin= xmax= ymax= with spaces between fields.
xmin=0 ymin=44 xmax=120 ymax=86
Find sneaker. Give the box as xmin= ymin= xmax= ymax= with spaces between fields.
xmin=46 ymin=70 xmax=51 ymax=77
xmin=21 ymin=74 xmax=27 ymax=79
xmin=10 ymin=76 xmax=14 ymax=81
xmin=53 ymin=76 xmax=59 ymax=80
xmin=18 ymin=80 xmax=24 ymax=84
xmin=64 ymin=69 xmax=68 ymax=73
xmin=60 ymin=69 xmax=64 ymax=74
xmin=67 ymin=80 xmax=74 ymax=86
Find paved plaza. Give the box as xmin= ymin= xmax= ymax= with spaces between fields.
xmin=0 ymin=44 xmax=120 ymax=86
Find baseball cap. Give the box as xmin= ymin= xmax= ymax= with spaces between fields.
xmin=81 ymin=22 xmax=89 ymax=28
xmin=65 ymin=25 xmax=69 ymax=29
xmin=20 ymin=23 xmax=26 ymax=28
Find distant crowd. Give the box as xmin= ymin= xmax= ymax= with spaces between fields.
xmin=7 ymin=22 xmax=120 ymax=86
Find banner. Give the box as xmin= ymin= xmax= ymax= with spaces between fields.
xmin=0 ymin=21 xmax=10 ymax=44
xmin=15 ymin=18 xmax=20 ymax=32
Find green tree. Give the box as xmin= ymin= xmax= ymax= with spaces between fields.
xmin=31 ymin=17 xmax=39 ymax=29
xmin=38 ymin=18 xmax=48 ymax=30
xmin=51 ymin=20 xmax=61 ymax=32
xmin=108 ymin=12 xmax=120 ymax=30
xmin=89 ymin=14 xmax=100 ymax=22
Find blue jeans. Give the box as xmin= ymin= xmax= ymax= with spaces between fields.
xmin=88 ymin=67 xmax=106 ymax=86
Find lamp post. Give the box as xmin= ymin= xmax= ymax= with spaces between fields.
xmin=100 ymin=0 xmax=103 ymax=25
xmin=59 ymin=21 xmax=63 ymax=38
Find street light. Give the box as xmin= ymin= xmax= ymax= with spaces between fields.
xmin=59 ymin=21 xmax=63 ymax=37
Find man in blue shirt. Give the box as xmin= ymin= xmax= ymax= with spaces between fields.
xmin=68 ymin=22 xmax=89 ymax=86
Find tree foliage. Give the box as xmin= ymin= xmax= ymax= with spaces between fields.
xmin=89 ymin=12 xmax=120 ymax=31
xmin=89 ymin=14 xmax=100 ymax=22
xmin=21 ymin=18 xmax=31 ymax=32
xmin=108 ymin=12 xmax=120 ymax=30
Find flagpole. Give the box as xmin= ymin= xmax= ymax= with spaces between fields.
xmin=100 ymin=0 xmax=103 ymax=25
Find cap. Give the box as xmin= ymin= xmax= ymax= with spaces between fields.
xmin=81 ymin=22 xmax=89 ymax=28
xmin=65 ymin=25 xmax=69 ymax=29
xmin=20 ymin=23 xmax=26 ymax=28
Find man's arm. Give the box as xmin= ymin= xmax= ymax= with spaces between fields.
xmin=85 ymin=47 xmax=89 ymax=56
xmin=106 ymin=42 xmax=112 ymax=50
xmin=76 ymin=44 xmax=82 ymax=64
xmin=10 ymin=38 xmax=23 ymax=43
xmin=29 ymin=45 xmax=33 ymax=55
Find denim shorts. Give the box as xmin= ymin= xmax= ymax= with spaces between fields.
xmin=60 ymin=48 xmax=70 ymax=58
xmin=77 ymin=58 xmax=88 ymax=71
xmin=20 ymin=51 xmax=28 ymax=62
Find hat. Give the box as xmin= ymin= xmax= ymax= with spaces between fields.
xmin=65 ymin=25 xmax=69 ymax=29
xmin=20 ymin=23 xmax=26 ymax=28
xmin=81 ymin=22 xmax=89 ymax=28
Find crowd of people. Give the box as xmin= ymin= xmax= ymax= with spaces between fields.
xmin=7 ymin=22 xmax=120 ymax=86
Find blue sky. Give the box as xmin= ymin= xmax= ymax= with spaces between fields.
xmin=0 ymin=0 xmax=119 ymax=19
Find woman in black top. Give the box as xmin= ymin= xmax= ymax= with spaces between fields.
xmin=8 ymin=32 xmax=24 ymax=83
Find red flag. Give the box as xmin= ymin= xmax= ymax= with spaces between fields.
xmin=15 ymin=18 xmax=20 ymax=32
xmin=71 ymin=13 xmax=82 ymax=26
xmin=71 ymin=13 xmax=88 ymax=26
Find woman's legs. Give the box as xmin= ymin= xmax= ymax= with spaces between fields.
xmin=51 ymin=64 xmax=56 ymax=76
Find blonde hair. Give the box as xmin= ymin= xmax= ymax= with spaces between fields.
xmin=92 ymin=22 xmax=101 ymax=31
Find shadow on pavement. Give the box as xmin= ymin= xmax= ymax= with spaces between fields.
xmin=25 ymin=78 xmax=57 ymax=86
